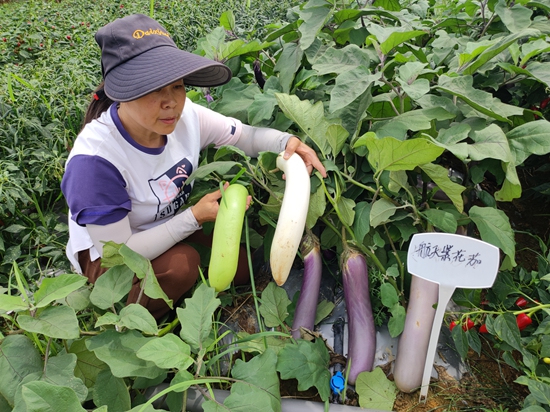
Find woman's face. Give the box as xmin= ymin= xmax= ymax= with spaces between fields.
xmin=118 ymin=79 xmax=187 ymax=147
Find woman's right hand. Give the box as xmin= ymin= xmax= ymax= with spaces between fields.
xmin=191 ymin=184 xmax=252 ymax=226
xmin=191 ymin=188 xmax=224 ymax=226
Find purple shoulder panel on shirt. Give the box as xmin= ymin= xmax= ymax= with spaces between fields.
xmin=61 ymin=155 xmax=131 ymax=226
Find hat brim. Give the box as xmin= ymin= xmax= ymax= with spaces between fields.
xmin=103 ymin=45 xmax=232 ymax=102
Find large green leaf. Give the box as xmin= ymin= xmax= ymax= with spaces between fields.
xmin=527 ymin=378 xmax=550 ymax=405
xmin=215 ymin=82 xmax=263 ymax=123
xmin=325 ymin=124 xmax=349 ymax=155
xmin=306 ymin=184 xmax=326 ymax=230
xmin=136 ymin=334 xmax=193 ymax=370
xmin=86 ymin=330 xmax=163 ymax=379
xmin=221 ymin=40 xmax=274 ymax=62
xmin=356 ymin=367 xmax=398 ymax=410
xmin=177 ymin=283 xmax=220 ymax=350
xmin=506 ymin=119 xmax=550 ymax=165
xmin=89 ymin=264 xmax=134 ymax=310
xmin=461 ymin=29 xmax=540 ymax=75
xmin=379 ymin=30 xmax=426 ymax=54
xmin=68 ymin=338 xmax=107 ymax=389
xmin=298 ymin=0 xmax=331 ymax=51
xmin=199 ymin=27 xmax=226 ymax=60
xmin=204 ymin=349 xmax=281 ymax=412
xmin=312 ymin=44 xmax=371 ymax=75
xmin=18 ymin=305 xmax=79 ymax=339
xmin=400 ymin=78 xmax=431 ymax=100
xmin=495 ymin=0 xmax=533 ymax=33
xmin=493 ymin=312 xmax=523 ymax=351
xmin=259 ymin=282 xmax=291 ymax=328
xmin=93 ymin=369 xmax=131 ymax=412
xmin=495 ymin=161 xmax=522 ymax=202
xmin=375 ymin=0 xmax=402 ymax=11
xmin=370 ymin=198 xmax=397 ymax=228
xmin=275 ymin=93 xmax=331 ymax=155
xmin=353 ymin=202 xmax=372 ymax=245
xmin=274 ymin=43 xmax=304 ymax=94
xmin=276 ymin=338 xmax=331 ymax=402
xmin=468 ymin=124 xmax=512 ymax=162
xmin=437 ymin=75 xmax=523 ymax=123
xmin=333 ymin=8 xmax=400 ymax=25
xmin=12 ymin=353 xmax=88 ymax=406
xmin=469 ymin=206 xmax=516 ymax=267
xmin=364 ymin=135 xmax=444 ymax=173
xmin=248 ymin=92 xmax=278 ymax=126
xmin=433 ymin=123 xmax=471 ymax=161
xmin=19 ymin=381 xmax=87 ymax=412
xmin=118 ymin=304 xmax=158 ymax=335
xmin=39 ymin=354 xmax=87 ymax=402
xmin=0 ymin=293 xmax=28 ymax=313
xmin=420 ymin=163 xmax=465 ymax=213
xmin=528 ymin=61 xmax=550 ymax=88
xmin=337 ymin=196 xmax=356 ymax=227
xmin=0 ymin=335 xmax=42 ymax=406
xmin=331 ymin=82 xmax=373 ymax=138
xmin=33 ymin=274 xmax=87 ymax=308
xmin=422 ymin=209 xmax=458 ymax=233
xmin=372 ymin=108 xmax=455 ymax=140
xmin=329 ymin=66 xmax=376 ymax=113
xmin=118 ymin=245 xmax=172 ymax=308
xmin=186 ymin=161 xmax=243 ymax=183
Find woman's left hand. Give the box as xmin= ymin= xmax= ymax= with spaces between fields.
xmin=283 ymin=136 xmax=327 ymax=178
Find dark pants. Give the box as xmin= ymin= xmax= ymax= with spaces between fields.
xmin=78 ymin=230 xmax=250 ymax=320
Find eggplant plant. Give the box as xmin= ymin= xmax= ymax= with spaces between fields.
xmin=194 ymin=0 xmax=550 ymax=329
xmin=188 ymin=0 xmax=550 ymax=406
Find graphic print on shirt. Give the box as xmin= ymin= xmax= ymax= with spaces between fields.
xmin=149 ymin=158 xmax=193 ymax=221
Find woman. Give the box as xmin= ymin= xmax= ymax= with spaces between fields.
xmin=61 ymin=13 xmax=326 ymax=320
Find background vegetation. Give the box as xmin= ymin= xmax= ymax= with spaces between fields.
xmin=0 ymin=0 xmax=297 ymax=281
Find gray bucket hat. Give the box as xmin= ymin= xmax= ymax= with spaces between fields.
xmin=95 ymin=14 xmax=232 ymax=102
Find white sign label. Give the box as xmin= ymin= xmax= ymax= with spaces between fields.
xmin=408 ymin=232 xmax=500 ymax=288
xmin=406 ymin=233 xmax=500 ymax=401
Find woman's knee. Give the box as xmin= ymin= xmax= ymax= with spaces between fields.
xmin=152 ymin=243 xmax=201 ymax=289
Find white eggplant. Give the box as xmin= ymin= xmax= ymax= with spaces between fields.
xmin=393 ymin=275 xmax=439 ymax=393
xmin=270 ymin=151 xmax=310 ymax=286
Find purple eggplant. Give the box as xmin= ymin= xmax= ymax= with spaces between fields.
xmin=291 ymin=231 xmax=322 ymax=340
xmin=342 ymin=247 xmax=376 ymax=384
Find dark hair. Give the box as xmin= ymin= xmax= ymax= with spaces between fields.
xmin=81 ymin=81 xmax=114 ymax=129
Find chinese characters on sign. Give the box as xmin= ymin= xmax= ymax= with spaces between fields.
xmin=412 ymin=241 xmax=483 ymax=268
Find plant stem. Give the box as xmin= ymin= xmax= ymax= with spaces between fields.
xmin=383 ymin=223 xmax=405 ymax=297
xmin=158 ymin=318 xmax=180 ymax=337
xmin=245 ymin=215 xmax=265 ymax=337
xmin=43 ymin=337 xmax=52 ymax=375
